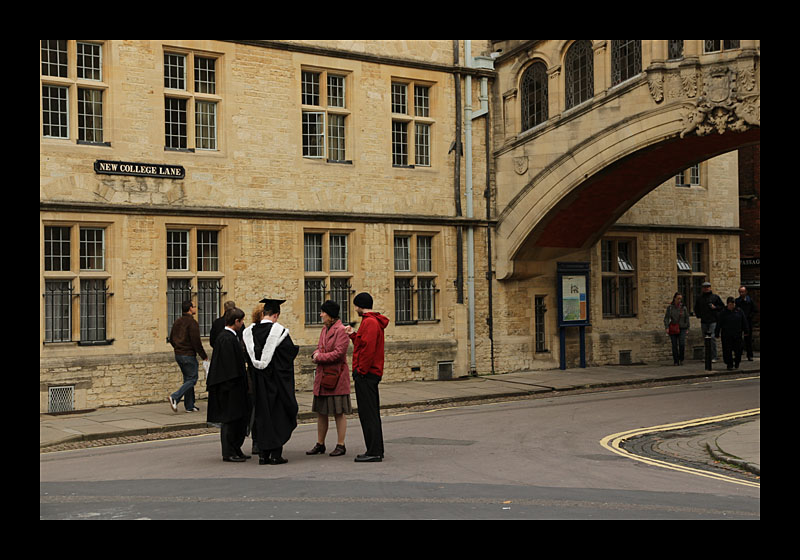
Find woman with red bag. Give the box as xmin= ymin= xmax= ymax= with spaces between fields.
xmin=306 ymin=300 xmax=352 ymax=457
xmin=664 ymin=292 xmax=690 ymax=366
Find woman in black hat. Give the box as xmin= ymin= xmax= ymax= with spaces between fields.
xmin=307 ymin=300 xmax=352 ymax=457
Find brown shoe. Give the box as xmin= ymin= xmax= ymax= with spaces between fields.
xmin=306 ymin=442 xmax=326 ymax=455
xmin=329 ymin=444 xmax=346 ymax=457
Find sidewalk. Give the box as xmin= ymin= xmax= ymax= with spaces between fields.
xmin=40 ymin=357 xmax=760 ymax=473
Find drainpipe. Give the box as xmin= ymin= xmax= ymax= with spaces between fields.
xmin=451 ymin=40 xmax=464 ymax=305
xmin=464 ymin=41 xmax=493 ymax=375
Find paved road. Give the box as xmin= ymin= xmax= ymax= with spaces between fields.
xmin=40 ymin=376 xmax=759 ymax=519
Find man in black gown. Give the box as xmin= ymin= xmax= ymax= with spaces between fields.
xmin=243 ymin=298 xmax=299 ymax=465
xmin=206 ymin=307 xmax=249 ymax=462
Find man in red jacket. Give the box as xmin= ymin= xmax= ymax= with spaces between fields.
xmin=345 ymin=292 xmax=389 ymax=462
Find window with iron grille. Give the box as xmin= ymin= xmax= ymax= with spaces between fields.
xmin=304 ymin=231 xmax=352 ymax=325
xmin=44 ymin=280 xmax=73 ymax=342
xmin=197 ymin=279 xmax=222 ymax=336
xmin=167 ymin=278 xmax=193 ymax=328
xmin=302 ymin=69 xmax=349 ymax=162
xmin=611 ymin=40 xmax=642 ymax=86
xmin=565 ymin=40 xmax=594 ymax=110
xmin=521 ymin=61 xmax=548 ymax=131
xmin=80 ymin=279 xmax=107 ymax=342
xmin=165 ymin=226 xmax=225 ymax=336
xmin=42 ymin=224 xmax=111 ymax=344
xmin=394 ymin=233 xmax=438 ymax=324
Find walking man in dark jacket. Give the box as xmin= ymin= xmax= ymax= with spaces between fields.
xmin=694 ymin=282 xmax=724 ymax=363
xmin=735 ymin=286 xmax=758 ymax=361
xmin=168 ymin=301 xmax=208 ymax=413
xmin=716 ymin=297 xmax=749 ymax=370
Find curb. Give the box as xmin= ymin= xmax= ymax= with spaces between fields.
xmin=40 ymin=368 xmax=759 ymax=450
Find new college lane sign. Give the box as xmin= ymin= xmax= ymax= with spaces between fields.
xmin=94 ymin=160 xmax=185 ymax=179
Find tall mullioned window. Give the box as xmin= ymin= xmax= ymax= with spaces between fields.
xmin=565 ymin=40 xmax=593 ymax=110
xmin=601 ymin=239 xmax=636 ymax=318
xmin=41 ymin=40 xmax=106 ymax=143
xmin=301 ymin=69 xmax=350 ymax=162
xmin=164 ymin=51 xmax=220 ymax=151
xmin=43 ymin=224 xmax=111 ymax=344
xmin=391 ymin=81 xmax=434 ymax=168
xmin=166 ymin=227 xmax=223 ymax=336
xmin=304 ymin=231 xmax=353 ymax=325
xmin=521 ymin=61 xmax=548 ymax=131
xmin=394 ymin=233 xmax=438 ymax=324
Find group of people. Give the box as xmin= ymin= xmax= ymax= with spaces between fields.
xmin=664 ymin=283 xmax=758 ymax=370
xmin=167 ymin=291 xmax=389 ymax=464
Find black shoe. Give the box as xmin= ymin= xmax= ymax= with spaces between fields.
xmin=354 ymin=454 xmax=383 ymax=462
xmin=260 ymin=455 xmax=288 ymax=465
xmin=306 ymin=443 xmax=326 ymax=455
xmin=223 ymin=456 xmax=247 ymax=462
xmin=329 ymin=444 xmax=346 ymax=457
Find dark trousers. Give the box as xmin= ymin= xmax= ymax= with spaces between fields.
xmin=721 ymin=335 xmax=743 ymax=368
xmin=743 ymin=326 xmax=754 ymax=359
xmin=220 ymin=416 xmax=248 ymax=458
xmin=354 ymin=373 xmax=384 ymax=457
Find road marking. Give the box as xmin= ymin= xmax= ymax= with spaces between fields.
xmin=599 ymin=408 xmax=760 ymax=488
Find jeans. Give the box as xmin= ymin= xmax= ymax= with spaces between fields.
xmin=172 ymin=354 xmax=199 ymax=411
xmin=700 ymin=322 xmax=717 ymax=361
xmin=669 ymin=328 xmax=687 ymax=364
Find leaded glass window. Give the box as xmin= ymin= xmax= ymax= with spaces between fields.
xmin=565 ymin=40 xmax=594 ymax=110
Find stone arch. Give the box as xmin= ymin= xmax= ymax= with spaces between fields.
xmin=495 ymin=102 xmax=760 ymax=279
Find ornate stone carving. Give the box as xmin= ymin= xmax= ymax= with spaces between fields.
xmin=648 ymin=59 xmax=760 ymax=137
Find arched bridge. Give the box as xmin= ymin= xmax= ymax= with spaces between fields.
xmin=491 ymin=40 xmax=760 ymax=279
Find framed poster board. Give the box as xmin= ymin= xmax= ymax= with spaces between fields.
xmin=556 ymin=262 xmax=590 ymax=369
xmin=557 ymin=262 xmax=590 ymax=326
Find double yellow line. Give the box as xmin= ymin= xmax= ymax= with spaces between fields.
xmin=600 ymin=409 xmax=760 ymax=488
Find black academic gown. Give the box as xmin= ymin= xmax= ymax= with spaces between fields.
xmin=247 ymin=322 xmax=299 ymax=451
xmin=206 ymin=329 xmax=249 ymax=424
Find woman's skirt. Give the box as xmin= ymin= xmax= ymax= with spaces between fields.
xmin=312 ymin=394 xmax=353 ymax=416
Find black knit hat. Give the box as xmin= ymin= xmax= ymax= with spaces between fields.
xmin=353 ymin=292 xmax=373 ymax=309
xmin=320 ymin=299 xmax=340 ymax=319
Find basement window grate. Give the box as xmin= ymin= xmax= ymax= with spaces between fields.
xmin=619 ymin=350 xmax=632 ymax=365
xmin=49 ymin=385 xmax=74 ymax=413
xmin=437 ymin=361 xmax=453 ymax=380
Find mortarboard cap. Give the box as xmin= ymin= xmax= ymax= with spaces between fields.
xmin=260 ymin=298 xmax=286 ymax=313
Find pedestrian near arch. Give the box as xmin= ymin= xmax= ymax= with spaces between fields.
xmin=664 ymin=292 xmax=690 ymax=365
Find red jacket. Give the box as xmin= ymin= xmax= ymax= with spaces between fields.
xmin=350 ymin=312 xmax=389 ymax=377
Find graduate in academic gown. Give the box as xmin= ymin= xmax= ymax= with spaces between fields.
xmin=206 ymin=307 xmax=250 ymax=462
xmin=243 ymin=298 xmax=300 ymax=465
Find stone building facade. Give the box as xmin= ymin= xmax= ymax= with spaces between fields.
xmin=40 ymin=40 xmax=758 ymax=412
